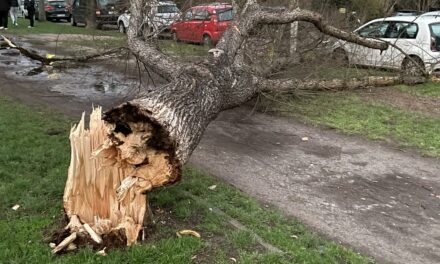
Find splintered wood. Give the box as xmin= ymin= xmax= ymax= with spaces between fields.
xmin=59 ymin=107 xmax=174 ymax=253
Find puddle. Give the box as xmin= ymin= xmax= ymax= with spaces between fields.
xmin=1 ymin=61 xmax=17 ymax=65
xmin=26 ymin=67 xmax=44 ymax=76
xmin=0 ymin=48 xmax=140 ymax=100
xmin=2 ymin=51 xmax=20 ymax=56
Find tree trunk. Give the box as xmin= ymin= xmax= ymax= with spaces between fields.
xmin=54 ymin=0 xmax=392 ymax=252
xmin=38 ymin=0 xmax=46 ymax=21
xmin=86 ymin=0 xmax=97 ymax=29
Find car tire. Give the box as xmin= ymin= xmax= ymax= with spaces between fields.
xmin=96 ymin=23 xmax=103 ymax=30
xmin=401 ymin=56 xmax=425 ymax=76
xmin=118 ymin=22 xmax=126 ymax=33
xmin=332 ymin=48 xmax=349 ymax=66
xmin=70 ymin=16 xmax=77 ymax=26
xmin=203 ymin=34 xmax=212 ymax=47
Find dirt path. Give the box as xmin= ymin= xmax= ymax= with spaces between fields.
xmin=1 ymin=45 xmax=440 ymax=264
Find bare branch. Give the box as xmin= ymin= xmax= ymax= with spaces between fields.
xmin=1 ymin=35 xmax=127 ymax=64
xmin=217 ymin=6 xmax=388 ymax=66
xmin=127 ymin=0 xmax=184 ymax=81
xmin=257 ymin=76 xmax=426 ymax=93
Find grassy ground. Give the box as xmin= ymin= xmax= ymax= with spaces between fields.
xmin=0 ymin=96 xmax=374 ymax=263
xmin=397 ymin=82 xmax=440 ymax=97
xmin=266 ymin=91 xmax=440 ymax=157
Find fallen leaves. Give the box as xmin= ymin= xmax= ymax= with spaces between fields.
xmin=11 ymin=204 xmax=20 ymax=211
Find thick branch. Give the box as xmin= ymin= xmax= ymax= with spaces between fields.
xmin=257 ymin=76 xmax=426 ymax=93
xmin=1 ymin=35 xmax=127 ymax=64
xmin=217 ymin=6 xmax=388 ymax=65
xmin=127 ymin=0 xmax=183 ymax=81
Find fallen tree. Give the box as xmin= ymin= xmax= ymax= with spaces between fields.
xmin=53 ymin=0 xmax=419 ymax=253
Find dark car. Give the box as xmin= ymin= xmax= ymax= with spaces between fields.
xmin=70 ymin=0 xmax=122 ymax=28
xmin=45 ymin=0 xmax=70 ymax=21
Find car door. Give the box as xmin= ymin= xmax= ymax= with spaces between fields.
xmin=177 ymin=9 xmax=193 ymax=41
xmin=380 ymin=21 xmax=420 ymax=69
xmin=350 ymin=21 xmax=390 ymax=66
xmin=191 ymin=8 xmax=208 ymax=42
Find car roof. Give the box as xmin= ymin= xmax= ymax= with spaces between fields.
xmin=156 ymin=1 xmax=177 ymax=6
xmin=368 ymin=15 xmax=440 ymax=24
xmin=192 ymin=3 xmax=232 ymax=10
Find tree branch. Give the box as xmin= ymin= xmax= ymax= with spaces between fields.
xmin=216 ymin=5 xmax=388 ymax=66
xmin=1 ymin=35 xmax=127 ymax=64
xmin=257 ymin=75 xmax=426 ymax=94
xmin=126 ymin=0 xmax=184 ymax=81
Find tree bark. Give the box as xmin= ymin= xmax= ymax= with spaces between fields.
xmin=85 ymin=0 xmax=97 ymax=29
xmin=56 ymin=0 xmax=395 ymax=252
xmin=38 ymin=0 xmax=46 ymax=21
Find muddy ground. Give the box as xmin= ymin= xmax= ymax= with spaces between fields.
xmin=1 ymin=36 xmax=440 ymax=264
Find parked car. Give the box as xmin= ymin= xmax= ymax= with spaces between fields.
xmin=70 ymin=0 xmax=122 ymax=28
xmin=170 ymin=3 xmax=234 ymax=46
xmin=45 ymin=0 xmax=70 ymax=22
xmin=333 ymin=15 xmax=440 ymax=74
xmin=117 ymin=0 xmax=180 ymax=34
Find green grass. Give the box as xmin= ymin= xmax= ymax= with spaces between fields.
xmin=0 ymin=96 xmax=374 ymax=263
xmin=158 ymin=40 xmax=209 ymax=57
xmin=270 ymin=92 xmax=440 ymax=157
xmin=397 ymin=82 xmax=440 ymax=97
xmin=5 ymin=18 xmax=121 ymax=36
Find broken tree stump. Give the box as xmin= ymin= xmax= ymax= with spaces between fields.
xmin=56 ymin=107 xmax=180 ymax=252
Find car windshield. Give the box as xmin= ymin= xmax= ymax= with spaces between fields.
xmin=158 ymin=5 xmax=179 ymax=13
xmin=217 ymin=8 xmax=234 ymax=22
xmin=49 ymin=1 xmax=66 ymax=6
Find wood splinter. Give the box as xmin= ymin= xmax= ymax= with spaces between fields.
xmin=52 ymin=232 xmax=77 ymax=254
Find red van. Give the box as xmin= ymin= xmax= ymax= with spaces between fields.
xmin=170 ymin=3 xmax=234 ymax=46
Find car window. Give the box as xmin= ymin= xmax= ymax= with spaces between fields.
xmin=193 ymin=9 xmax=209 ymax=20
xmin=158 ymin=5 xmax=179 ymax=14
xmin=217 ymin=8 xmax=234 ymax=22
xmin=385 ymin=22 xmax=418 ymax=39
xmin=358 ymin=21 xmax=390 ymax=38
xmin=183 ymin=10 xmax=193 ymax=21
xmin=430 ymin=23 xmax=440 ymax=37
xmin=49 ymin=1 xmax=66 ymax=6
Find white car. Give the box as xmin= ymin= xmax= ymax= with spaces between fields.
xmin=117 ymin=1 xmax=180 ymax=34
xmin=333 ymin=14 xmax=440 ymax=74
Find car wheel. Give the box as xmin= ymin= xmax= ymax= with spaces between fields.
xmin=332 ymin=48 xmax=349 ymax=66
xmin=96 ymin=23 xmax=103 ymax=30
xmin=70 ymin=16 xmax=77 ymax=26
xmin=118 ymin=22 xmax=126 ymax=33
xmin=401 ymin=56 xmax=425 ymax=76
xmin=203 ymin=34 xmax=212 ymax=47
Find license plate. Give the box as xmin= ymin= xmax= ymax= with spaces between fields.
xmin=57 ymin=14 xmax=65 ymax=17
